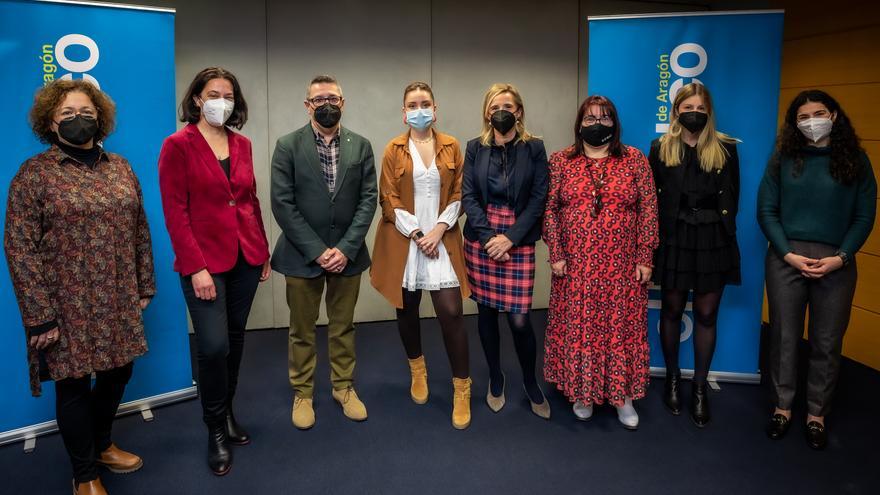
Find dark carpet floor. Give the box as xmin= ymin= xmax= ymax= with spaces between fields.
xmin=2 ymin=310 xmax=878 ymax=494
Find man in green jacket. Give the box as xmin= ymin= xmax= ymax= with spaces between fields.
xmin=270 ymin=75 xmax=377 ymax=430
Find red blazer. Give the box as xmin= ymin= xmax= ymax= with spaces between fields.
xmin=158 ymin=124 xmax=270 ymax=275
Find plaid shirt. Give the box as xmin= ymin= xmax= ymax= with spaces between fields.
xmin=313 ymin=125 xmax=340 ymax=194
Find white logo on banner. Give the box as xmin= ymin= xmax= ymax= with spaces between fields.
xmin=656 ymin=42 xmax=706 ymax=134
xmin=41 ymin=34 xmax=100 ymax=88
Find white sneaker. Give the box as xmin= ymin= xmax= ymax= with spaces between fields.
xmin=616 ymin=398 xmax=639 ymax=430
xmin=572 ymin=401 xmax=593 ymax=421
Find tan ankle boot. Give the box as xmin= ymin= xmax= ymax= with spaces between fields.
xmin=96 ymin=443 xmax=143 ymax=473
xmin=72 ymin=477 xmax=107 ymax=495
xmin=408 ymin=356 xmax=429 ymax=404
xmin=452 ymin=377 xmax=472 ymax=430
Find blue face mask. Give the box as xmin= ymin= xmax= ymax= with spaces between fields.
xmin=406 ymin=108 xmax=434 ymax=130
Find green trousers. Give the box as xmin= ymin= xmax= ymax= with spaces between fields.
xmin=286 ymin=273 xmax=361 ymax=398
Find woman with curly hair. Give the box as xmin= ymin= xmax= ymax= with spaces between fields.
xmin=5 ymin=79 xmax=155 ymax=495
xmin=758 ymin=89 xmax=876 ymax=450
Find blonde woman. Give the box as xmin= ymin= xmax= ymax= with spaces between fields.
xmin=371 ymin=82 xmax=472 ymax=429
xmin=461 ymin=83 xmax=550 ymax=419
xmin=648 ymin=83 xmax=740 ymax=427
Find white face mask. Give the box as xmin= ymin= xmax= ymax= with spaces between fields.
xmin=797 ymin=117 xmax=833 ymax=143
xmin=200 ymin=97 xmax=234 ymax=127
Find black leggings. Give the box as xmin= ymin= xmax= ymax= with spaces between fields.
xmin=181 ymin=254 xmax=261 ymax=425
xmin=476 ymin=304 xmax=541 ymax=400
xmin=396 ymin=287 xmax=469 ymax=378
xmin=55 ymin=362 xmax=133 ymax=483
xmin=659 ymin=288 xmax=724 ymax=385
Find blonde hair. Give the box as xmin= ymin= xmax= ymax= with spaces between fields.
xmin=659 ymin=83 xmax=737 ymax=172
xmin=479 ymin=83 xmax=535 ymax=146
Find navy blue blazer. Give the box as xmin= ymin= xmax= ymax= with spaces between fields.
xmin=461 ymin=137 xmax=549 ymax=246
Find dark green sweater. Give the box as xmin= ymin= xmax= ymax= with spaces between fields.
xmin=757 ymin=146 xmax=876 ymax=258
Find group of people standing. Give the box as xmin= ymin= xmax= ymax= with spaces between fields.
xmin=5 ymin=67 xmax=875 ymax=495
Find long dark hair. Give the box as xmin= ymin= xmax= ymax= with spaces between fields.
xmin=772 ymin=89 xmax=864 ymax=184
xmin=180 ymin=67 xmax=248 ymax=130
xmin=568 ymin=95 xmax=626 ymax=159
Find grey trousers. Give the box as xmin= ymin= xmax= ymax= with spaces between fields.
xmin=765 ymin=240 xmax=857 ymax=416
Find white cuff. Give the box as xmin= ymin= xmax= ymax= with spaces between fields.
xmin=394 ymin=208 xmax=420 ymax=237
xmin=437 ymin=201 xmax=461 ymax=230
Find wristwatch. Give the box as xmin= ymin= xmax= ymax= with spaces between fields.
xmin=413 ymin=231 xmax=425 ymax=240
xmin=834 ymin=250 xmax=850 ymax=266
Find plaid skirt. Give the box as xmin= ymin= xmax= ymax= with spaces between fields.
xmin=463 ymin=204 xmax=536 ymax=314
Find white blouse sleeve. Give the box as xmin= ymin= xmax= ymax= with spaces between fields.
xmin=437 ymin=200 xmax=461 ymax=230
xmin=394 ymin=208 xmax=421 ymax=237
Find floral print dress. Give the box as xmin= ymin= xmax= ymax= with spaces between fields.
xmin=4 ymin=146 xmax=155 ymax=395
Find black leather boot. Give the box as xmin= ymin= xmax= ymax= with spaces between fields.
xmin=225 ymin=405 xmax=250 ymax=445
xmin=663 ymin=371 xmax=682 ymax=415
xmin=207 ymin=421 xmax=232 ymax=476
xmin=691 ymin=382 xmax=710 ymax=428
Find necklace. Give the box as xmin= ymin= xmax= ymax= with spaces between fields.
xmin=585 ymin=156 xmax=609 ymax=219
xmin=411 ymin=135 xmax=434 ymax=144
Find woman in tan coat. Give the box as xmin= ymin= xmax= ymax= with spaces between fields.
xmin=371 ymin=82 xmax=471 ymax=429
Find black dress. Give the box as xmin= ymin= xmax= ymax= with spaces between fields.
xmin=652 ymin=144 xmax=741 ymax=292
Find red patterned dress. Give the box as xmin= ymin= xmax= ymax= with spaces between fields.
xmin=542 ymin=145 xmax=658 ymax=406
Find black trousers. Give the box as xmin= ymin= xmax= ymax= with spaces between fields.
xmin=55 ymin=362 xmax=133 ymax=484
xmin=765 ymin=240 xmax=857 ymax=417
xmin=181 ymin=254 xmax=261 ymax=426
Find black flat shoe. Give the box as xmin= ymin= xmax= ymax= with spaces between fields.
xmin=766 ymin=414 xmax=791 ymax=440
xmin=208 ymin=422 xmax=232 ymax=476
xmin=690 ymin=382 xmax=710 ymax=428
xmin=225 ymin=407 xmax=250 ymax=446
xmin=805 ymin=421 xmax=827 ymax=450
xmin=663 ymin=372 xmax=682 ymax=416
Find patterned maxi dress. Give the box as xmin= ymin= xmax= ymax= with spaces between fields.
xmin=542 ymin=145 xmax=658 ymax=406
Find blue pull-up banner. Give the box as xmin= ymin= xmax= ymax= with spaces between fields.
xmin=0 ymin=0 xmax=193 ymax=442
xmin=588 ymin=11 xmax=784 ymax=381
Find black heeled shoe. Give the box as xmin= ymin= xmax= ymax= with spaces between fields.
xmin=690 ymin=382 xmax=710 ymax=427
xmin=805 ymin=421 xmax=827 ymax=450
xmin=208 ymin=422 xmax=232 ymax=476
xmin=766 ymin=413 xmax=791 ymax=440
xmin=663 ymin=371 xmax=682 ymax=416
xmin=225 ymin=406 xmax=250 ymax=445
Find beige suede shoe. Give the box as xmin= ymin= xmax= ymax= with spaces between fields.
xmin=332 ymin=386 xmax=368 ymax=421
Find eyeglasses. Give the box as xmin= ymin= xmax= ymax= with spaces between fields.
xmin=584 ymin=116 xmax=613 ymax=126
xmin=308 ymin=95 xmax=342 ymax=106
xmin=57 ymin=108 xmax=98 ymax=121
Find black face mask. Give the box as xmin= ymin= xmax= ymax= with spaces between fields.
xmin=57 ymin=115 xmax=98 ymax=146
xmin=490 ymin=110 xmax=517 ymax=135
xmin=678 ymin=111 xmax=708 ymax=133
xmin=579 ymin=123 xmax=614 ymax=147
xmin=313 ymin=103 xmax=342 ymax=128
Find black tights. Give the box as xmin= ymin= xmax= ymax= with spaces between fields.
xmin=55 ymin=362 xmax=133 ymax=483
xmin=476 ymin=304 xmax=543 ymax=403
xmin=660 ymin=288 xmax=724 ymax=385
xmin=396 ymin=288 xmax=469 ymax=378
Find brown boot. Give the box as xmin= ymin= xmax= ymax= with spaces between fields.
xmin=72 ymin=477 xmax=107 ymax=495
xmin=96 ymin=443 xmax=143 ymax=474
xmin=408 ymin=356 xmax=429 ymax=404
xmin=452 ymin=377 xmax=472 ymax=430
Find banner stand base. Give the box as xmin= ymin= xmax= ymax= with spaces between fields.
xmin=650 ymin=367 xmax=761 ymax=385
xmin=1 ymin=385 xmax=197 ymax=451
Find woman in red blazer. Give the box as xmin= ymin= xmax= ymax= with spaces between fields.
xmin=158 ymin=67 xmax=270 ymax=476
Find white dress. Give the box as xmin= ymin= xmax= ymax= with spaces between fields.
xmin=394 ymin=139 xmax=461 ymax=291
